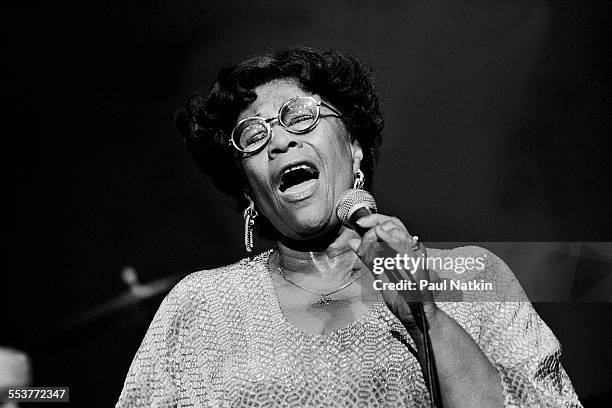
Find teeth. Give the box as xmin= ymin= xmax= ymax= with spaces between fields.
xmin=279 ymin=163 xmax=319 ymax=193
xmin=283 ymin=164 xmax=314 ymax=175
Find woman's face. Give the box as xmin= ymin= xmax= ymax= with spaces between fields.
xmin=238 ymin=79 xmax=363 ymax=240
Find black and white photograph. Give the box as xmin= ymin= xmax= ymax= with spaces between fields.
xmin=3 ymin=1 xmax=611 ymax=407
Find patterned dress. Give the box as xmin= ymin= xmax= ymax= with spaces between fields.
xmin=116 ymin=247 xmax=582 ymax=407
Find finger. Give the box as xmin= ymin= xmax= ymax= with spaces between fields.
xmin=355 ymin=214 xmax=406 ymax=230
xmin=375 ymin=229 xmax=431 ymax=281
xmin=348 ymin=238 xmax=361 ymax=253
xmin=374 ymin=224 xmax=397 ymax=242
xmin=357 ymin=227 xmax=382 ymax=259
xmin=374 ymin=225 xmax=411 ymax=252
xmin=411 ymin=248 xmax=431 ymax=281
xmin=380 ymin=220 xmax=399 ymax=232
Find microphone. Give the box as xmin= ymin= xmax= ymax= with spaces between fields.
xmin=336 ymin=188 xmax=442 ymax=408
xmin=335 ymin=188 xmax=377 ymax=234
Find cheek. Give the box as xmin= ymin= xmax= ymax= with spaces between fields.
xmin=242 ymin=161 xmax=263 ymax=201
xmin=323 ymin=136 xmax=354 ymax=182
xmin=241 ymin=159 xmax=268 ymax=194
xmin=240 ymin=158 xmax=279 ymax=217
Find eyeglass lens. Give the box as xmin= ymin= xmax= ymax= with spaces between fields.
xmin=234 ymin=97 xmax=320 ymax=153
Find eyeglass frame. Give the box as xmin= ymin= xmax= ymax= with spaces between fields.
xmin=228 ymin=96 xmax=342 ymax=155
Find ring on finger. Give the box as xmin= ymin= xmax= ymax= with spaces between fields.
xmin=410 ymin=235 xmax=420 ymax=251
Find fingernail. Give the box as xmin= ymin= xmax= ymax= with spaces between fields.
xmin=356 ymin=218 xmax=367 ymax=225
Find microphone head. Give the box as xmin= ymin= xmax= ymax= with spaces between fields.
xmin=335 ymin=189 xmax=378 ymax=228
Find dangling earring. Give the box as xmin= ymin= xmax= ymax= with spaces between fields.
xmin=353 ymin=169 xmax=365 ymax=189
xmin=243 ymin=198 xmax=258 ymax=253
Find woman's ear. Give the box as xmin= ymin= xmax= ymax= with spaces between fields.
xmin=243 ymin=190 xmax=258 ymax=211
xmin=350 ymin=138 xmax=363 ymax=173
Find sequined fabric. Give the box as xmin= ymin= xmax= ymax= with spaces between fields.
xmin=116 ymin=247 xmax=582 ymax=407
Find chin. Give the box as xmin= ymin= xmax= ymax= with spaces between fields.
xmin=287 ymin=211 xmax=334 ymax=239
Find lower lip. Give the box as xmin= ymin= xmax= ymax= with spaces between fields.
xmin=279 ymin=178 xmax=320 ymax=202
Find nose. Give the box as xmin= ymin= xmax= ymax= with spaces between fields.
xmin=267 ymin=125 xmax=302 ymax=158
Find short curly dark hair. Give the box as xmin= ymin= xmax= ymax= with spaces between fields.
xmin=175 ymin=47 xmax=384 ymax=210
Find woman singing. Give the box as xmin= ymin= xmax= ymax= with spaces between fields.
xmin=117 ymin=48 xmax=581 ymax=407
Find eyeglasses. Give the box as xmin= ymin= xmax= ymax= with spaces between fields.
xmin=229 ymin=96 xmax=341 ymax=154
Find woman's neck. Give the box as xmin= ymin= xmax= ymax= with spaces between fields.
xmin=274 ymin=226 xmax=362 ymax=281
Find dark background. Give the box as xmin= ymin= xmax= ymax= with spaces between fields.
xmin=3 ymin=1 xmax=611 ymax=406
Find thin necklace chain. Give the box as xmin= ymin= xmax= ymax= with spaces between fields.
xmin=276 ymin=256 xmax=368 ymax=306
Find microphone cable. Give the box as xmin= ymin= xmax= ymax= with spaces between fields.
xmin=409 ymin=302 xmax=443 ymax=408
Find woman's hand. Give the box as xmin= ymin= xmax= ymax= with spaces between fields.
xmin=347 ymin=213 xmax=439 ymax=333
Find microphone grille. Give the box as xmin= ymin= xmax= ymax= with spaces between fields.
xmin=335 ymin=189 xmax=377 ymax=226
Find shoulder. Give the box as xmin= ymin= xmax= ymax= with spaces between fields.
xmin=426 ymin=245 xmax=505 ymax=279
xmin=160 ymin=251 xmax=271 ymax=315
xmin=426 ymin=245 xmax=527 ymax=302
xmin=117 ymin=252 xmax=272 ymax=406
xmin=427 ymin=245 xmax=502 ymax=264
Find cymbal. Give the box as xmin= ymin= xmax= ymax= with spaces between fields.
xmin=57 ymin=267 xmax=186 ymax=333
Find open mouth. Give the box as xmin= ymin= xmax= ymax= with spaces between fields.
xmin=279 ymin=163 xmax=320 ymax=193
